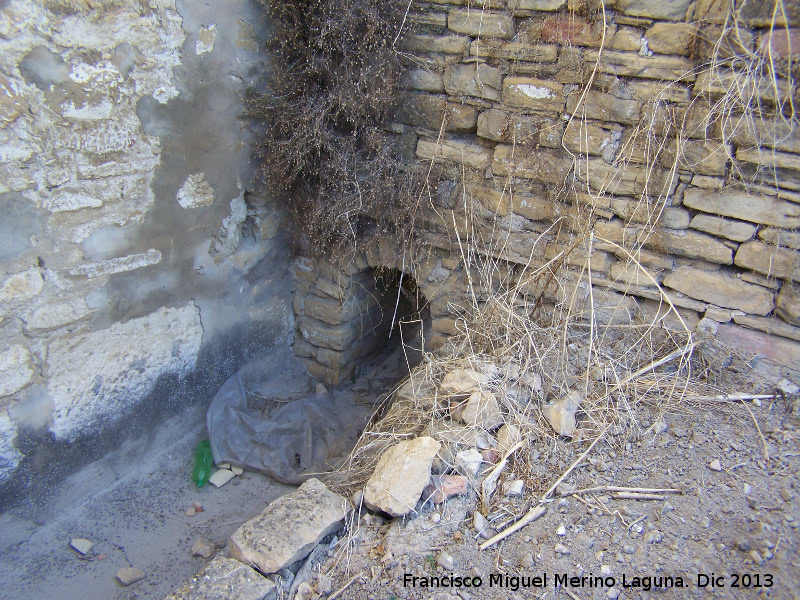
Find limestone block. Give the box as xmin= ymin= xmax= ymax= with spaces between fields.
xmin=776 ymin=284 xmax=800 ymax=327
xmin=616 ymin=0 xmax=692 ymax=21
xmin=464 ymin=184 xmax=510 ymax=215
xmin=448 ymin=9 xmax=514 ymax=39
xmin=736 ymin=148 xmax=800 ymax=192
xmin=470 ymin=40 xmax=558 ymax=62
xmin=293 ymin=337 xmax=316 ymax=359
xmin=444 ymin=63 xmax=501 ymax=100
xmin=493 ymin=145 xmax=572 ymax=184
xmin=503 ymin=77 xmax=564 ymax=112
xmin=663 ymin=140 xmax=731 ymax=176
xmin=363 ymin=437 xmax=441 ymax=516
xmin=576 ymin=286 xmax=639 ymax=325
xmin=507 ymin=0 xmax=566 ymax=9
xmin=477 ymin=109 xmax=553 ymax=146
xmin=303 ymin=294 xmax=364 ymax=327
xmin=723 ymin=115 xmax=800 ymax=154
xmin=0 ymin=268 xmax=44 ymax=303
xmin=644 ymin=22 xmax=696 ymax=55
xmin=229 ymin=479 xmax=350 ymax=574
xmin=683 ymin=188 xmax=800 ymax=228
xmin=540 ymin=15 xmax=613 ymax=47
xmin=23 ymin=297 xmax=92 ymax=332
xmin=461 ymin=390 xmax=504 ymax=429
xmin=735 ymin=241 xmax=800 ymax=283
xmin=609 ymin=261 xmax=662 ymax=286
xmin=403 ymin=34 xmax=470 ymax=55
xmin=417 ymin=138 xmax=493 ymax=170
xmin=612 ymin=27 xmax=643 ymax=51
xmin=643 ymin=230 xmax=733 ymax=265
xmin=609 ymin=199 xmax=689 ymax=229
xmin=715 ymin=323 xmax=800 ymax=382
xmin=545 ymin=245 xmax=614 ymax=273
xmin=759 ymin=228 xmax=800 ymax=250
xmin=512 ymin=191 xmax=559 ymax=221
xmin=395 ymin=92 xmax=446 ymax=130
xmin=690 ymin=214 xmax=756 ymax=243
xmin=576 ymin=157 xmax=671 ymax=197
xmin=567 ymin=90 xmax=641 ymax=125
xmin=585 ymin=49 xmax=695 ymax=81
xmin=164 ymin=556 xmax=276 ymax=600
xmin=542 ymin=391 xmax=582 ymax=436
xmin=663 ymin=266 xmax=775 ymax=316
xmin=733 ymin=315 xmax=800 ymax=344
xmin=562 ymin=120 xmax=618 ymax=158
xmin=69 ymin=249 xmax=162 ymax=278
xmin=694 ymin=69 xmax=792 ymax=104
xmin=440 ymin=368 xmax=491 ymax=396
xmin=300 ymin=357 xmax=354 ymax=387
xmin=0 ymin=345 xmax=33 ymax=397
xmin=446 ymin=103 xmax=478 ymax=132
xmin=401 ymin=69 xmax=445 ymax=93
xmin=176 ymin=173 xmax=214 ymax=208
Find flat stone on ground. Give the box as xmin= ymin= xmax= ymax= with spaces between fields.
xmin=229 ymin=478 xmax=349 ymax=575
xmin=208 ymin=468 xmax=236 ymax=488
xmin=116 ymin=567 xmax=146 ymax=586
xmin=163 ymin=556 xmax=276 ymax=600
xmin=70 ymin=538 xmax=93 ymax=555
xmin=364 ymin=436 xmax=441 ymax=517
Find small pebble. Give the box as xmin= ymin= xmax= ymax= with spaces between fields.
xmin=749 ymin=550 xmax=763 ymax=566
xmin=709 ymin=459 xmax=722 ymax=472
xmin=191 ymin=537 xmax=215 ymax=559
xmin=70 ymin=538 xmax=93 ymax=555
xmin=438 ymin=553 xmax=454 ymax=571
xmin=644 ymin=531 xmax=663 ymax=543
xmin=623 ymin=545 xmax=635 ymax=554
xmin=556 ymin=523 xmax=566 ymax=536
xmin=554 ymin=543 xmax=571 ymax=555
xmin=231 ymin=466 xmax=243 ymax=476
xmin=781 ymin=488 xmax=792 ymax=501
xmin=520 ymin=553 xmax=534 ymax=568
xmin=97 ymin=554 xmax=107 ymax=560
xmin=607 ymin=587 xmax=620 ymax=599
xmin=296 ymin=582 xmax=314 ymax=600
xmin=208 ymin=468 xmax=236 ymax=488
xmin=316 ymin=573 xmax=332 ymax=595
xmin=431 ymin=512 xmax=441 ymax=524
xmin=193 ymin=502 xmax=203 ymax=511
xmin=185 ymin=507 xmax=196 ymax=518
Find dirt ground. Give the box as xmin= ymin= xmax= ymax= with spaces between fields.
xmin=315 ymin=392 xmax=800 ymax=600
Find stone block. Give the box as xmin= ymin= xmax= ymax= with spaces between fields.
xmin=542 ymin=391 xmax=582 ymax=436
xmin=736 ymin=148 xmax=800 ymax=192
xmin=469 ymin=40 xmax=558 ymax=62
xmin=417 ymin=138 xmax=493 ymax=170
xmin=683 ymin=187 xmax=800 ymax=228
xmin=493 ymin=145 xmax=572 ymax=184
xmin=465 ymin=184 xmax=511 ymax=215
xmin=759 ymin=228 xmax=800 ymax=250
xmin=576 ymin=157 xmax=671 ymax=197
xmin=616 ymin=0 xmax=692 ymax=21
xmin=293 ymin=337 xmax=316 ymax=359
xmin=461 ymin=391 xmax=504 ymax=429
xmin=229 ymin=479 xmax=350 ymax=574
xmin=303 ymin=294 xmax=369 ymax=326
xmin=715 ymin=323 xmax=800 ymax=382
xmin=735 ymin=241 xmax=800 ymax=283
xmin=644 ymin=229 xmax=733 ymax=265
xmin=663 ymin=140 xmax=731 ymax=176
xmin=0 ymin=344 xmax=33 ymax=397
xmin=403 ymin=34 xmax=470 ymax=55
xmin=733 ymin=315 xmax=800 ymax=344
xmin=23 ymin=297 xmax=92 ymax=332
xmin=663 ymin=266 xmax=775 ymax=316
xmin=511 ymin=191 xmax=559 ymax=221
xmin=540 ymin=15 xmax=614 ymax=47
xmin=609 ymin=199 xmax=689 ymax=229
xmin=723 ymin=114 xmax=800 ymax=154
xmin=401 ymin=69 xmax=445 ymax=93
xmin=503 ymin=77 xmax=564 ymax=112
xmin=296 ymin=314 xmax=362 ymax=351
xmin=446 ymin=102 xmax=478 ymax=132
xmin=612 ymin=27 xmax=643 ymax=51
xmin=444 ymin=63 xmax=501 ymax=100
xmin=364 ymin=437 xmax=441 ymax=516
xmin=777 ymin=284 xmax=800 ymax=327
xmin=566 ymin=90 xmax=641 ymax=125
xmin=609 ymin=261 xmax=662 ymax=286
xmin=690 ymin=214 xmax=756 ymax=243
xmin=562 ymin=120 xmax=618 ymax=157
xmin=507 ymin=0 xmax=566 ymax=9
xmin=693 ymin=69 xmax=792 ymax=105
xmin=585 ymin=49 xmax=695 ymax=81
xmin=477 ymin=109 xmax=548 ymax=145
xmin=395 ymin=92 xmax=446 ymax=130
xmin=545 ymin=245 xmax=614 ymax=272
xmin=448 ymin=8 xmax=514 ymax=39
xmin=300 ymin=357 xmax=354 ymax=387
xmin=0 ymin=268 xmax=44 ymax=303
xmin=163 ymin=556 xmax=276 ymax=600
xmin=644 ymin=22 xmax=696 ymax=55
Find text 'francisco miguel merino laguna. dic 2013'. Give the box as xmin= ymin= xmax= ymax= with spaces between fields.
xmin=403 ymin=572 xmax=688 ymax=592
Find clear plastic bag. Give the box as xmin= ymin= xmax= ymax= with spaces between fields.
xmin=207 ymin=373 xmax=343 ymax=484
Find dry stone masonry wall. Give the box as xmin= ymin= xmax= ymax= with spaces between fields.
xmin=293 ymin=0 xmax=800 ymax=385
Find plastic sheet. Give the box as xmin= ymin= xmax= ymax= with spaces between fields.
xmin=207 ymin=373 xmax=343 ymax=484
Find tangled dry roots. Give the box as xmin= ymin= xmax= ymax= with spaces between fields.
xmin=251 ymin=0 xmax=425 ymax=258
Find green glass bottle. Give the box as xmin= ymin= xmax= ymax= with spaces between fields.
xmin=192 ymin=439 xmax=213 ymax=488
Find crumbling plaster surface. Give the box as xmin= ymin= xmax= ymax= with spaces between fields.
xmin=0 ymin=0 xmax=292 ymax=496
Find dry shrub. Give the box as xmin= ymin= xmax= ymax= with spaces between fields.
xmin=251 ymin=0 xmax=426 ymax=258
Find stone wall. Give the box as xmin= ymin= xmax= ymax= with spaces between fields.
xmin=292 ymin=0 xmax=800 ymax=385
xmin=0 ymin=0 xmax=293 ymax=498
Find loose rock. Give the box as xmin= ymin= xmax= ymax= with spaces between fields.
xmin=163 ymin=556 xmax=275 ymax=600
xmin=229 ymin=478 xmax=350 ymax=574
xmin=709 ymin=459 xmax=722 ymax=471
xmin=542 ymin=391 xmax=583 ymax=436
xmin=424 ymin=475 xmax=469 ymax=504
xmin=461 ymin=391 xmax=504 ymax=429
xmin=456 ymin=449 xmax=483 ymax=476
xmin=116 ymin=567 xmax=146 ymax=586
xmin=70 ymin=538 xmax=93 ymax=555
xmin=192 ymin=537 xmax=215 ymax=559
xmin=440 ymin=369 xmax=490 ymax=396
xmin=438 ymin=552 xmax=454 ymax=570
xmin=554 ymin=543 xmax=571 ymax=555
xmin=185 ymin=507 xmax=196 ymax=518
xmin=364 ymin=437 xmax=441 ymax=516
xmin=209 ymin=468 xmax=236 ymax=488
